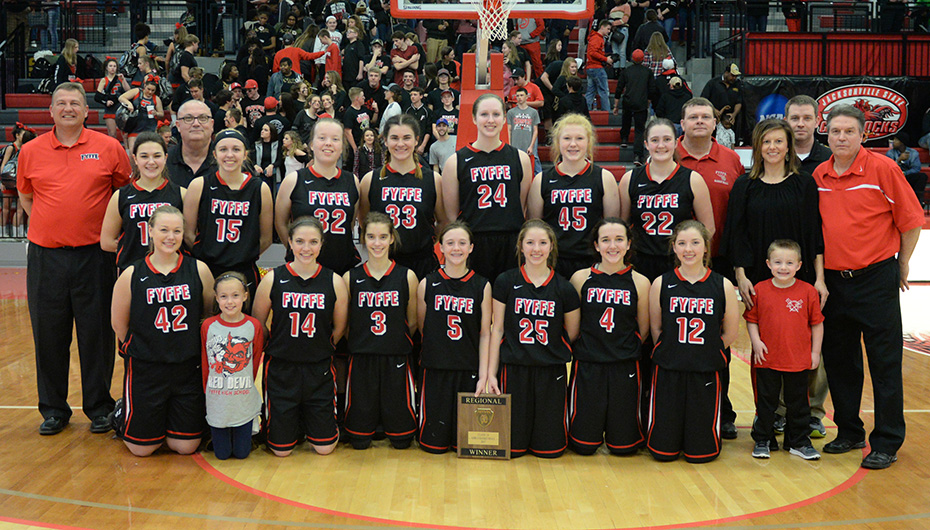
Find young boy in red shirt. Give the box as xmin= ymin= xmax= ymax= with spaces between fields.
xmin=745 ymin=239 xmax=825 ymax=460
xmin=318 ymin=30 xmax=341 ymax=77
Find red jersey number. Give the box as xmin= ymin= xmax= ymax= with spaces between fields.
xmin=288 ymin=312 xmax=317 ymax=338
xmin=477 ymin=183 xmax=508 ymax=209
xmin=371 ymin=310 xmax=387 ymax=335
xmin=447 ymin=315 xmax=462 ymax=340
xmin=313 ymin=208 xmax=348 ymax=235
xmin=385 ymin=203 xmax=417 ymax=229
xmin=215 ymin=219 xmax=242 ymax=242
xmin=154 ymin=305 xmax=188 ymax=333
xmin=558 ymin=206 xmax=587 ymax=231
xmin=518 ymin=318 xmax=549 ymax=345
xmin=675 ymin=317 xmax=705 ymax=345
xmin=641 ymin=211 xmax=674 ymax=236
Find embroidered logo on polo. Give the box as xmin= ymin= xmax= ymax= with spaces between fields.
xmin=81 ymin=153 xmax=100 ymax=161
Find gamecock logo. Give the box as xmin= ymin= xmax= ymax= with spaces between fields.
xmin=817 ymin=84 xmax=908 ymax=141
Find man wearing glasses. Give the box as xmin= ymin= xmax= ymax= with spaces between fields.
xmin=167 ymin=100 xmax=217 ymax=188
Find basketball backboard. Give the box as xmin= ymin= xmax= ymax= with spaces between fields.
xmin=390 ymin=0 xmax=593 ymax=20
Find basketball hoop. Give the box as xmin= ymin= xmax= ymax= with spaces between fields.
xmin=473 ymin=0 xmax=517 ymax=41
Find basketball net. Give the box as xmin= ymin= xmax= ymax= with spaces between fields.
xmin=474 ymin=0 xmax=516 ymax=87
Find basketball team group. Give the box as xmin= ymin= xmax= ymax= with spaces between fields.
xmin=16 ymin=81 xmax=922 ymax=470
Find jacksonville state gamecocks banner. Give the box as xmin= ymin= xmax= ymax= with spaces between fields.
xmin=738 ymin=77 xmax=930 ymax=147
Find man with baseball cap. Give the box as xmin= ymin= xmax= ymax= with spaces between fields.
xmin=241 ymin=79 xmax=266 ymax=132
xmin=701 ymin=62 xmax=744 ymax=141
xmin=252 ymin=96 xmax=290 ymax=143
xmin=427 ymin=68 xmax=460 ymax=110
xmin=429 ymin=117 xmax=457 ymax=174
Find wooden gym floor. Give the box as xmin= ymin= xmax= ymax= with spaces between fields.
xmin=2 ymin=266 xmax=930 ymax=530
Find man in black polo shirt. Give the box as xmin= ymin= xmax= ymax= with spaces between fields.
xmin=701 ymin=62 xmax=744 ymax=139
xmin=167 ymin=100 xmax=217 ymax=188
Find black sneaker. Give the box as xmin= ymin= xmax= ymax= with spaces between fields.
xmin=752 ymin=441 xmax=770 ymax=459
xmin=109 ymin=398 xmax=125 ymax=438
xmin=823 ymin=438 xmax=866 ymax=454
xmin=773 ymin=414 xmax=786 ymax=433
xmin=789 ymin=445 xmax=821 ymax=460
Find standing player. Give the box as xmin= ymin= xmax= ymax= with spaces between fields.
xmin=183 ymin=129 xmax=273 ymax=301
xmin=252 ymin=217 xmax=349 ymax=457
xmin=276 ymin=118 xmax=361 ymax=275
xmin=201 ymin=272 xmax=265 ymax=460
xmin=110 ymin=206 xmax=215 ymax=456
xmin=101 ymin=132 xmax=185 ymax=271
xmin=416 ymin=221 xmax=493 ymax=453
xmin=527 ymin=113 xmax=620 ymax=278
xmin=620 ymin=118 xmax=715 ymax=281
xmin=568 ymin=218 xmax=651 ymax=455
xmin=646 ymin=220 xmax=739 ymax=463
xmin=441 ymin=93 xmax=533 ymax=284
xmin=343 ymin=213 xmax=419 ymax=450
xmin=360 ymin=114 xmax=446 ymax=279
xmin=489 ymin=219 xmax=581 ymax=458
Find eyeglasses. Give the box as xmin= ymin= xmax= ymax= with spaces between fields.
xmin=178 ymin=115 xmax=212 ymax=125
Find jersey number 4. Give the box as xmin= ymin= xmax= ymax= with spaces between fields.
xmin=288 ymin=312 xmax=316 ymax=337
xmin=518 ymin=318 xmax=549 ymax=345
xmin=477 ymin=183 xmax=508 ymax=209
xmin=676 ymin=317 xmax=705 ymax=344
xmin=154 ymin=305 xmax=188 ymax=333
xmin=640 ymin=211 xmax=673 ymax=236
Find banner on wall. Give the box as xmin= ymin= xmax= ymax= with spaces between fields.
xmin=740 ymin=77 xmax=930 ymax=146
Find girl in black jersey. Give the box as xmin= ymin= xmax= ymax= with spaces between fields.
xmin=646 ymin=220 xmax=739 ymax=463
xmin=360 ymin=114 xmax=446 ymax=279
xmin=275 ymin=118 xmax=362 ymax=275
xmin=489 ymin=219 xmax=581 ymax=458
xmin=101 ymin=132 xmax=185 ymax=272
xmin=440 ymin=93 xmax=533 ymax=284
xmin=343 ymin=212 xmax=419 ymax=450
xmin=118 ymin=77 xmax=165 ymax=154
xmin=183 ymin=129 xmax=273 ymax=301
xmin=252 ymin=217 xmax=349 ymax=457
xmin=415 ymin=221 xmax=492 ymax=453
xmin=568 ymin=218 xmax=651 ymax=455
xmin=619 ymin=118 xmax=715 ymax=281
xmin=95 ymin=58 xmax=130 ymax=140
xmin=111 ymin=206 xmax=215 ymax=457
xmin=527 ymin=113 xmax=621 ymax=278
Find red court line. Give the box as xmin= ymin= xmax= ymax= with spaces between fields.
xmin=193 ymin=451 xmax=869 ymax=530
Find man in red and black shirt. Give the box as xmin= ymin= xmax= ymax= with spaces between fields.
xmin=17 ymin=82 xmax=132 ymax=436
xmin=813 ymin=104 xmax=923 ymax=470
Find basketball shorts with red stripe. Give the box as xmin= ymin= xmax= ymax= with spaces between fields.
xmin=568 ymin=359 xmax=644 ymax=455
xmin=499 ymin=363 xmax=568 ymax=458
xmin=264 ymin=357 xmax=338 ymax=452
xmin=646 ymin=366 xmax=722 ymax=463
xmin=344 ymin=354 xmax=417 ymax=447
xmin=417 ymin=368 xmax=480 ymax=454
xmin=120 ymin=356 xmax=206 ymax=446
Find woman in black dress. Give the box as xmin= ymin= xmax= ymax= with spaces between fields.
xmin=722 ymin=118 xmax=827 ymax=307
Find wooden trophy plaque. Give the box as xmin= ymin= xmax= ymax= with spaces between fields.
xmin=456 ymin=393 xmax=511 ymax=459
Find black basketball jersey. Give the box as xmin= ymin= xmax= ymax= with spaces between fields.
xmin=540 ymin=162 xmax=605 ymax=260
xmin=116 ymin=179 xmax=184 ymax=271
xmin=266 ymin=263 xmax=337 ymax=363
xmin=456 ymin=143 xmax=525 ymax=233
xmin=574 ymin=266 xmax=642 ymax=363
xmin=291 ymin=166 xmax=360 ymax=274
xmin=347 ymin=261 xmax=413 ymax=356
xmin=652 ymin=268 xmax=728 ymax=372
xmin=367 ymin=164 xmax=437 ymax=257
xmin=492 ymin=266 xmax=581 ymax=366
xmin=193 ymin=172 xmax=264 ymax=269
xmin=122 ymin=254 xmax=203 ymax=363
xmin=629 ymin=164 xmax=695 ymax=257
xmin=420 ymin=268 xmax=488 ymax=371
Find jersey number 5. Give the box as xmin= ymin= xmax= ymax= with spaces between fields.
xmin=676 ymin=317 xmax=705 ymax=344
xmin=215 ymin=219 xmax=242 ymax=242
xmin=447 ymin=315 xmax=462 ymax=340
xmin=558 ymin=206 xmax=587 ymax=231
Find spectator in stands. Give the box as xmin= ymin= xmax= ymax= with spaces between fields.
xmin=17 ymin=82 xmax=132 ymax=436
xmin=627 ymin=0 xmax=648 ymax=59
xmin=399 ymin=71 xmax=417 ymax=110
xmin=293 ymin=94 xmax=323 ymax=143
xmin=678 ymin=0 xmax=695 ymax=46
xmin=406 ymin=32 xmax=427 ymax=76
xmin=561 ymin=76 xmax=591 ymax=119
xmin=391 ymin=30 xmax=420 ymax=85
xmin=364 ymin=39 xmax=391 ymax=79
xmin=214 ymin=89 xmax=236 ymax=129
xmin=253 ymin=97 xmax=291 ymax=141
xmin=644 ymin=32 xmax=676 ymax=77
xmin=608 ymin=0 xmax=632 ymax=70
xmin=225 ymin=107 xmax=249 ymax=139
xmin=165 ymin=25 xmax=188 ymax=78
xmin=229 ymin=82 xmax=243 ymax=107
xmin=510 ymin=68 xmax=544 ymax=111
xmin=405 ymin=87 xmax=432 ymax=155
xmin=355 ymin=128 xmax=383 ymax=177
xmin=427 ymin=69 xmax=459 ymax=111
xmin=221 ymin=63 xmax=240 ymax=91
xmin=785 ymin=95 xmax=831 ymax=175
xmin=655 ymin=0 xmax=679 ymax=39
xmin=318 ymin=30 xmax=342 ymax=84
xmin=500 ymin=41 xmax=522 ymax=98
xmin=1 ymin=124 xmax=35 ymax=237
xmin=655 ymin=75 xmax=691 ymax=136
xmin=320 ymin=71 xmax=348 ymax=116
xmin=241 ymin=79 xmax=266 ymax=133
xmin=435 ymin=46 xmax=461 ymax=91
xmin=282 ymin=130 xmax=310 ymax=177
xmin=169 ymin=35 xmax=199 ymax=91
xmin=746 ymin=0 xmax=769 ymax=32
xmin=96 ymin=59 xmax=131 ymax=140
xmin=357 ymin=66 xmax=387 ymax=126
xmin=172 ymin=78 xmax=219 ymax=120
xmin=267 ymin=57 xmax=301 ymax=98
xmin=252 ymin=9 xmax=277 ymax=54
xmin=550 ymin=59 xmax=580 ymax=122
xmin=613 ymin=49 xmax=658 ymax=166
xmin=343 ymin=26 xmax=367 ymax=84
xmin=252 ymin=123 xmax=283 ymax=191
xmin=508 ymin=30 xmax=534 ymax=80
xmin=276 ymin=12 xmax=302 ymax=45
xmin=423 ymin=20 xmax=451 ymax=64
xmin=632 ymin=10 xmax=668 ymax=53
xmin=240 ymin=45 xmax=271 ymax=101
xmin=380 ymin=84 xmax=403 ymax=135
xmin=586 ymin=20 xmax=613 ymax=112
xmin=920 ymin=108 xmax=930 ymax=149
xmin=53 ymin=39 xmax=80 ymax=87
xmin=507 ymin=87 xmax=542 ymax=173
xmin=131 ymin=55 xmax=155 ymax=89
xmin=701 ymin=63 xmax=743 ymax=143
xmin=323 ymin=15 xmax=343 ymax=46
xmin=273 ymin=33 xmax=326 ymax=77
xmin=344 ymin=87 xmax=377 ymax=158
xmin=430 ymin=118 xmax=456 ymax=174
xmin=517 ymin=18 xmax=546 ymax=82
xmin=715 ymin=108 xmax=736 ymax=149
xmin=167 ymin=99 xmax=216 ymax=188
xmin=345 ymin=16 xmax=370 ymax=49
xmin=455 ymin=20 xmax=478 ymax=60
xmin=885 ymin=132 xmax=926 ymax=205
xmin=321 ymin=93 xmax=338 ymax=119
xmin=291 ymin=80 xmax=310 ymax=107
xmin=431 ymin=90 xmax=459 ymax=138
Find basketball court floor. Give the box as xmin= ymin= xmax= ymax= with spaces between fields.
xmin=1 ymin=233 xmax=929 ymax=530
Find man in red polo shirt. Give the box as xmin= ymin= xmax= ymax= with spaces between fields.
xmin=676 ymin=96 xmax=745 ymax=440
xmin=17 ymin=82 xmax=132 ymax=436
xmin=813 ymin=104 xmax=922 ymax=470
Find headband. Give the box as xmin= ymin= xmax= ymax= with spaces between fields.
xmin=15 ymin=122 xmax=37 ymax=134
xmin=213 ymin=128 xmax=249 ymax=149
